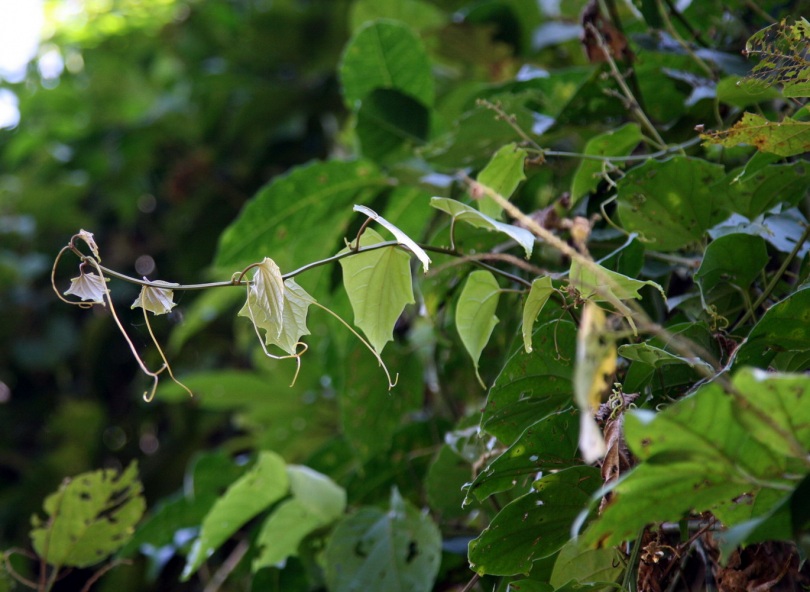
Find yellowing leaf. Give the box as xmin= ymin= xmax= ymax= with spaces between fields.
xmin=456 ymin=270 xmax=500 ymax=388
xmin=339 ymin=227 xmax=415 ymax=354
xmin=240 ymin=278 xmax=315 ymax=356
xmin=522 ymin=276 xmax=554 ymax=353
xmin=569 ymin=260 xmax=665 ymax=302
xmin=353 ymin=204 xmax=431 ymax=272
xmin=701 ymin=112 xmax=810 ymax=157
xmin=131 ymin=280 xmax=179 ymax=315
xmin=430 ymin=197 xmax=534 ymax=258
xmin=64 ymin=271 xmax=107 ymax=304
xmin=574 ymin=302 xmax=615 ymax=463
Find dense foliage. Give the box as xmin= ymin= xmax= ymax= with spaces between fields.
xmin=1 ymin=1 xmax=809 ymax=591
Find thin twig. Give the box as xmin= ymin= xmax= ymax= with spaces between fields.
xmin=202 ymin=539 xmax=250 ymax=592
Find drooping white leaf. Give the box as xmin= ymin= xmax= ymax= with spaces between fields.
xmin=131 ymin=280 xmax=180 ymax=315
xmin=353 ymin=204 xmax=431 ymax=272
xmin=64 ymin=271 xmax=107 ymax=305
xmin=430 ymin=196 xmax=534 ymax=258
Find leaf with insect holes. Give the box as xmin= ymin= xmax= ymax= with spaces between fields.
xmin=240 ymin=278 xmax=315 ymax=356
xmin=456 ymin=270 xmax=500 ymax=388
xmin=701 ymin=112 xmax=810 ymax=157
xmin=64 ymin=271 xmax=107 ymax=304
xmin=131 ymin=280 xmax=180 ymax=315
xmin=240 ymin=258 xmax=285 ymax=340
xmin=353 ymin=205 xmax=431 ymax=272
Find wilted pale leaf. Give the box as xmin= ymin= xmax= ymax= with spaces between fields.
xmin=131 ymin=280 xmax=180 ymax=315
xmin=574 ymin=302 xmax=614 ymax=463
xmin=240 ymin=278 xmax=315 ymax=356
xmin=64 ymin=271 xmax=107 ymax=304
xmin=75 ymin=229 xmax=100 ymax=259
xmin=353 ymin=204 xmax=431 ymax=272
xmin=241 ymin=258 xmax=285 ymax=339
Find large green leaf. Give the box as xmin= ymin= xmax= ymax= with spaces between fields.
xmin=30 ymin=462 xmax=145 ymax=569
xmin=476 ymin=143 xmax=527 ymax=219
xmin=214 ymin=160 xmax=387 ymax=270
xmin=323 ymin=489 xmax=441 ymax=592
xmin=584 ymin=377 xmax=792 ymax=547
xmin=183 ymin=451 xmax=288 ymax=579
xmin=468 ymin=466 xmax=601 ymax=576
xmin=549 ymin=538 xmax=624 ymax=589
xmin=701 ymin=113 xmax=810 ymax=157
xmin=339 ymin=227 xmax=414 ymax=354
xmin=339 ymin=20 xmax=434 ymax=108
xmin=616 ymin=157 xmax=729 ymax=251
xmin=695 ymin=233 xmax=768 ymax=296
xmin=355 ymin=88 xmax=430 ymax=163
xmin=253 ymin=465 xmax=346 ymax=571
xmin=482 ymin=320 xmax=577 ymax=443
xmin=431 ymin=196 xmax=535 ymax=258
xmin=455 ymin=270 xmax=500 ymax=388
xmin=349 ymin=0 xmax=446 ymax=33
xmin=733 ymin=287 xmax=810 ymax=369
xmin=465 ymin=411 xmax=580 ymax=503
xmin=571 ymin=123 xmax=642 ymax=203
xmin=722 ymin=161 xmax=810 ymax=219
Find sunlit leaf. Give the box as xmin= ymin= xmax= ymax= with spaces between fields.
xmin=182 ymin=451 xmax=288 ymax=580
xmin=701 ymin=112 xmax=810 ymax=157
xmin=30 ymin=462 xmax=145 ymax=569
xmin=468 ymin=466 xmax=601 ymax=576
xmin=339 ymin=227 xmax=414 ymax=354
xmin=339 ymin=20 xmax=434 ymax=108
xmin=569 ymin=259 xmax=665 ymax=302
xmin=253 ymin=466 xmax=346 ymax=571
xmin=64 ymin=271 xmax=107 ymax=304
xmin=353 ymin=204 xmax=431 ymax=272
xmin=323 ymin=489 xmax=441 ymax=592
xmin=616 ymin=157 xmax=729 ymax=251
xmin=574 ymin=302 xmax=614 ymax=463
xmin=740 ymin=17 xmax=810 ymax=98
xmin=456 ymin=270 xmax=500 ymax=388
xmin=571 ymin=123 xmax=642 ymax=203
xmin=431 ymin=196 xmax=534 ymax=258
xmin=476 ymin=143 xmax=527 ymax=219
xmin=240 ymin=277 xmax=315 ymax=356
xmin=522 ymin=276 xmax=554 ymax=353
xmin=131 ymin=280 xmax=179 ymax=315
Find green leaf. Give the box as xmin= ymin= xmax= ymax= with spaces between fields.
xmin=468 ymin=466 xmax=601 ymax=576
xmin=695 ymin=233 xmax=768 ymax=296
xmin=482 ymin=320 xmax=577 ymax=443
xmin=571 ymin=123 xmax=642 ymax=203
xmin=522 ymin=276 xmax=554 ymax=353
xmin=239 ymin=258 xmax=286 ymax=340
xmin=740 ymin=17 xmax=810 ymax=98
xmin=476 ymin=143 xmax=527 ymax=219
xmin=183 ymin=451 xmax=289 ymax=580
xmin=355 ymin=88 xmax=430 ymax=163
xmin=731 ymin=368 xmax=810 ymax=460
xmin=30 ymin=462 xmax=145 ymax=569
xmin=466 ymin=411 xmax=580 ymax=503
xmin=215 ymin=160 xmax=387 ymax=270
xmin=323 ymin=489 xmax=441 ymax=592
xmin=240 ymin=278 xmax=316 ymax=356
xmin=339 ymin=20 xmax=434 ymax=108
xmin=426 ymin=444 xmax=473 ymax=518
xmin=722 ymin=161 xmax=809 ymax=219
xmin=584 ymin=380 xmax=789 ymax=547
xmin=431 ymin=196 xmax=534 ymax=258
xmin=549 ymin=538 xmax=624 ymax=589
xmin=349 ymin=0 xmax=446 ymax=33
xmin=339 ymin=227 xmax=415 ymax=354
xmin=733 ymin=287 xmax=810 ymax=368
xmin=618 ymin=342 xmax=712 ymax=372
xmin=253 ymin=465 xmax=346 ymax=571
xmin=616 ymin=157 xmax=729 ymax=251
xmin=569 ymin=259 xmax=665 ymax=302
xmin=455 ymin=270 xmax=500 ymax=388
xmin=353 ymin=204 xmax=430 ymax=272
xmin=701 ymin=112 xmax=810 ymax=157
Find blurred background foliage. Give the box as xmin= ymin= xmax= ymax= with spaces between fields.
xmin=0 ymin=0 xmax=807 ymax=590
